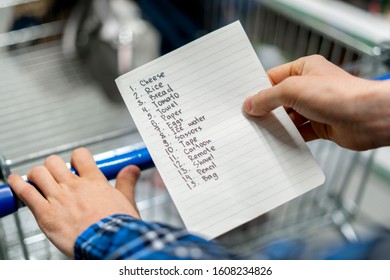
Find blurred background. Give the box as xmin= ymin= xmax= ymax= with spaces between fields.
xmin=0 ymin=0 xmax=390 ymax=260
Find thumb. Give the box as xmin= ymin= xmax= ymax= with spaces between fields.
xmin=244 ymin=77 xmax=305 ymax=116
xmin=244 ymin=87 xmax=285 ymax=116
xmin=115 ymin=165 xmax=141 ymax=205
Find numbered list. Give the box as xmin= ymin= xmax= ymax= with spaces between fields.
xmin=129 ymin=72 xmax=219 ymax=190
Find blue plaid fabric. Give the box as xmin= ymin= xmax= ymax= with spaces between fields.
xmin=74 ymin=214 xmax=234 ymax=260
xmin=74 ymin=214 xmax=390 ymax=260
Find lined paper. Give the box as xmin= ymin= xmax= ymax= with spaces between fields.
xmin=116 ymin=21 xmax=325 ymax=239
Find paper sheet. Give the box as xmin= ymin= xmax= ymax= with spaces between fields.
xmin=116 ymin=21 xmax=325 ymax=239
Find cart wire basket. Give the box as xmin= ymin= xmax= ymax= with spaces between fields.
xmin=1 ymin=0 xmax=389 ymax=259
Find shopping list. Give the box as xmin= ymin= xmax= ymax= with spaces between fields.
xmin=115 ymin=21 xmax=325 ymax=239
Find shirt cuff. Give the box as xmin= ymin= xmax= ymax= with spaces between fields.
xmin=74 ymin=214 xmax=233 ymax=260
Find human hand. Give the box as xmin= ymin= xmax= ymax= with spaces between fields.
xmin=7 ymin=148 xmax=141 ymax=258
xmin=244 ymin=55 xmax=390 ymax=150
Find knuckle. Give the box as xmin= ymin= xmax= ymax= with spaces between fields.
xmin=18 ymin=185 xmax=36 ymax=200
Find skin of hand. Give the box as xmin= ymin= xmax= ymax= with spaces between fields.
xmin=7 ymin=147 xmax=141 ymax=258
xmin=244 ymin=55 xmax=390 ymax=151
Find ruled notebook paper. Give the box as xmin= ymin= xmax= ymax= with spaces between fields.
xmin=116 ymin=21 xmax=325 ymax=239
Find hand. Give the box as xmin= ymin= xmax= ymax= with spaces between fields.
xmin=244 ymin=55 xmax=390 ymax=150
xmin=7 ymin=148 xmax=141 ymax=258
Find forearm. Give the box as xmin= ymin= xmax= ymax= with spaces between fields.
xmin=354 ymin=79 xmax=390 ymax=149
xmin=74 ymin=214 xmax=234 ymax=260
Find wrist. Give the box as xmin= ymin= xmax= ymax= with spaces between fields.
xmin=358 ymin=80 xmax=390 ymax=149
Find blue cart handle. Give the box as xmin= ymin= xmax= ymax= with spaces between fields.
xmin=0 ymin=146 xmax=154 ymax=218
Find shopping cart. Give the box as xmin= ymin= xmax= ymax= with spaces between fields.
xmin=203 ymin=0 xmax=390 ymax=257
xmin=1 ymin=0 xmax=389 ymax=259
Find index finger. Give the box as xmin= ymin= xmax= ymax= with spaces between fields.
xmin=267 ymin=56 xmax=308 ymax=85
xmin=267 ymin=61 xmax=295 ymax=85
xmin=7 ymin=173 xmax=49 ymax=216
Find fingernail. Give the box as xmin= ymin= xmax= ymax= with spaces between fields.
xmin=244 ymin=96 xmax=253 ymax=113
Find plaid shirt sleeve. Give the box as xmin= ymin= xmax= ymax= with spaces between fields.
xmin=74 ymin=214 xmax=234 ymax=260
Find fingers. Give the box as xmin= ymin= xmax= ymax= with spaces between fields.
xmin=244 ymin=58 xmax=300 ymax=116
xmin=297 ymin=120 xmax=334 ymax=143
xmin=267 ymin=61 xmax=296 ymax=85
xmin=297 ymin=122 xmax=320 ymax=142
xmin=244 ymin=55 xmax=330 ymax=117
xmin=288 ymin=111 xmax=308 ymax=128
xmin=266 ymin=55 xmax=310 ymax=85
xmin=44 ymin=155 xmax=75 ymax=184
xmin=70 ymin=148 xmax=105 ymax=180
xmin=7 ymin=173 xmax=49 ymax=215
xmin=115 ymin=165 xmax=140 ymax=205
xmin=27 ymin=165 xmax=62 ymax=198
